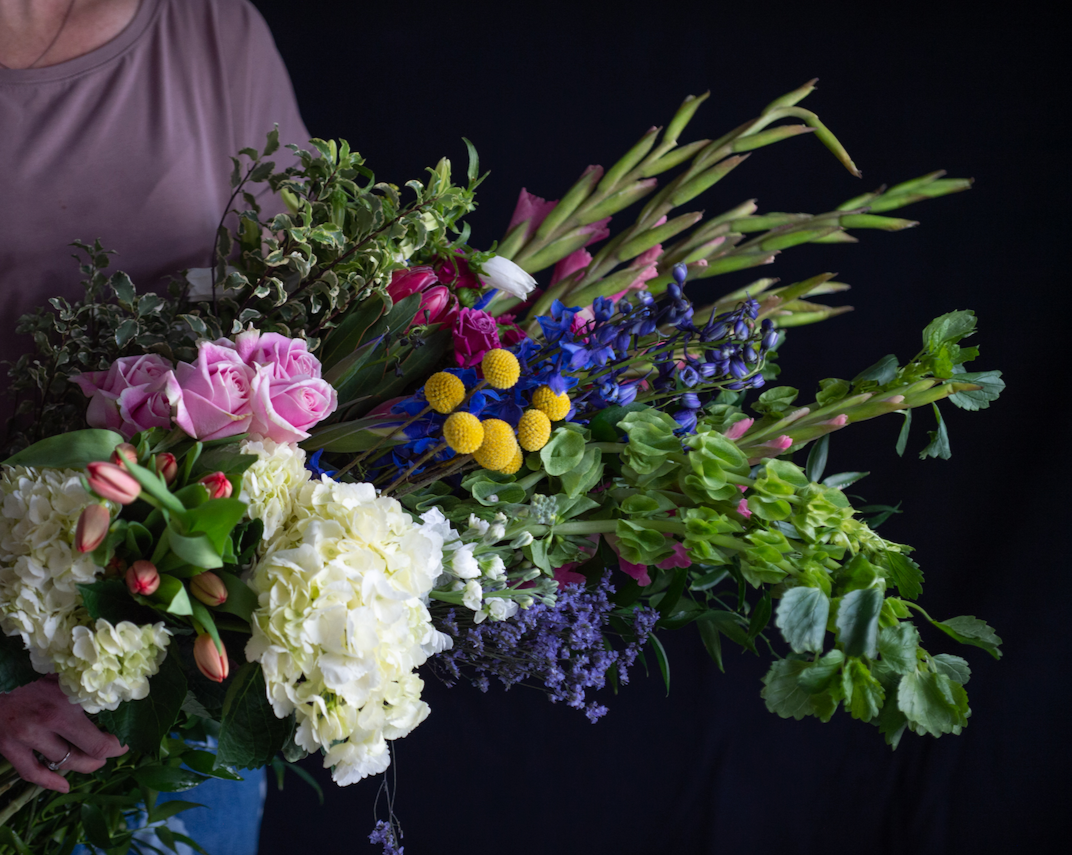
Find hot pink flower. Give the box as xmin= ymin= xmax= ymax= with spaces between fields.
xmin=453 ymin=308 xmax=501 ymax=368
xmin=507 ymin=188 xmax=559 ymax=239
xmin=435 ymin=256 xmax=481 ymax=291
xmin=74 ymin=354 xmax=181 ymax=438
xmin=497 ymin=314 xmax=527 ymax=348
xmin=724 ymin=417 xmax=754 ymax=441
xmin=656 ymin=542 xmax=691 ymax=570
xmin=173 ymin=343 xmax=255 ymax=441
xmin=387 ymin=266 xmax=439 ymax=301
xmin=248 ymin=366 xmax=338 ymax=443
xmin=553 ymin=563 xmax=587 ymax=588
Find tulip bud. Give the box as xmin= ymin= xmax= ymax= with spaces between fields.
xmin=191 ymin=572 xmax=228 ymax=607
xmin=75 ymin=504 xmax=111 ymax=553
xmin=199 ymin=472 xmax=232 ymax=499
xmin=155 ymin=452 xmax=178 ymax=484
xmin=105 ymin=555 xmax=127 ymax=578
xmin=111 ymin=443 xmax=139 ymax=468
xmin=194 ymin=634 xmax=229 ymax=683
xmin=86 ymin=462 xmax=142 ymax=504
xmin=125 ymin=560 xmax=160 ymax=596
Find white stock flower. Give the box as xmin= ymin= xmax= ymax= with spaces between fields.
xmin=239 ymin=439 xmax=311 ymax=546
xmin=462 ymin=580 xmax=483 ymax=612
xmin=246 ymin=478 xmax=455 ymax=786
xmin=450 ymin=543 xmax=481 ymax=579
xmin=480 ymin=255 xmax=537 ymax=300
xmin=476 ymin=597 xmax=519 ymax=625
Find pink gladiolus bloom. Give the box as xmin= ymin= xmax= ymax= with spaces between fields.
xmin=737 ymin=497 xmax=752 ymax=519
xmin=199 ymin=472 xmax=233 ymax=500
xmin=617 ymin=557 xmax=652 ymax=587
xmin=75 ymin=504 xmax=111 ymax=553
xmin=248 ymin=367 xmax=338 ymax=443
xmin=125 ymin=560 xmax=160 ymax=596
xmin=173 ymin=342 xmax=254 ymax=441
xmin=507 ymin=188 xmax=559 ymax=239
xmin=821 ymin=414 xmax=849 ymax=427
xmin=550 ymin=248 xmax=593 ymax=287
xmin=453 ymin=308 xmax=502 ymax=368
xmin=74 ymin=354 xmax=181 ymax=439
xmin=553 ymin=563 xmax=587 ymax=588
xmin=724 ymin=418 xmax=754 ymax=441
xmin=86 ymin=462 xmax=141 ymax=504
xmin=194 ymin=634 xmax=229 ymax=682
xmin=656 ymin=542 xmax=691 ymax=571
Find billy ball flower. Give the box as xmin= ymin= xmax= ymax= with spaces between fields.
xmin=424 ymin=372 xmax=466 ymax=414
xmin=481 ymin=348 xmax=521 ymax=390
xmin=443 ymin=412 xmax=485 ymax=454
xmin=473 ymin=419 xmax=519 ymax=471
xmin=531 ymin=385 xmax=571 ymax=422
xmin=498 ymin=447 xmax=524 ymax=475
xmin=517 ymin=409 xmax=551 ymax=451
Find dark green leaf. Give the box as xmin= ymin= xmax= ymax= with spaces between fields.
xmin=796 ymin=649 xmax=844 ymax=693
xmin=145 ymin=799 xmax=205 ymax=825
xmin=81 ymin=803 xmax=113 ymax=848
xmin=216 ymin=663 xmax=293 ymax=769
xmin=98 ymin=653 xmax=186 ymax=754
xmin=821 ymin=470 xmax=869 ymax=489
xmin=746 ymin=591 xmax=772 ymax=641
xmin=895 ymin=409 xmax=912 ymax=457
xmin=933 ymin=615 xmax=1003 ymax=660
xmin=841 ymin=657 xmax=885 ymax=721
xmin=0 ymin=632 xmax=38 ymax=693
xmin=589 ymin=402 xmax=650 ymax=442
xmin=182 ymin=750 xmax=245 ymax=781
xmin=649 ymin=633 xmax=671 ymax=696
xmin=932 ymin=653 xmax=971 ymax=685
xmin=852 ymin=353 xmax=899 ymax=385
xmin=78 ymin=579 xmax=145 ymax=623
xmin=131 ymin=766 xmax=208 ymax=792
xmin=215 ymin=572 xmax=258 ymax=623
xmin=882 ymin=551 xmax=923 ymax=600
xmin=805 ymin=434 xmax=829 ymax=482
xmin=836 ymin=588 xmax=882 ymax=659
xmin=877 ymin=622 xmax=920 ymax=674
xmin=761 ymin=658 xmax=838 ymax=722
xmin=697 ymin=617 xmax=724 ymax=671
xmin=774 ymin=586 xmax=830 ymax=653
xmin=948 ymin=370 xmax=1005 ymax=411
xmin=185 ymin=498 xmax=247 ymax=555
xmin=919 ymin=403 xmax=951 ymax=460
xmin=898 ymin=668 xmax=970 ymax=736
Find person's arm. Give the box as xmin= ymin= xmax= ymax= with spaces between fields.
xmin=0 ymin=675 xmax=127 ymax=793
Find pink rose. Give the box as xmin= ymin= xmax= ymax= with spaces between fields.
xmin=73 ymin=354 xmax=180 ymax=438
xmin=453 ymin=308 xmax=501 ymax=368
xmin=248 ymin=366 xmax=338 ymax=442
xmin=244 ymin=332 xmax=322 ymax=380
xmin=173 ymin=343 xmax=255 ymax=441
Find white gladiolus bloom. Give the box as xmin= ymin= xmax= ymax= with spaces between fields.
xmin=239 ymin=439 xmax=311 ymax=546
xmin=480 ymin=255 xmax=537 ymax=300
xmin=246 ymin=477 xmax=454 ymax=786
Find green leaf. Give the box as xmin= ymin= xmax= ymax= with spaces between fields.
xmin=217 ymin=662 xmax=293 ymax=769
xmin=805 ymin=434 xmax=829 ymax=482
xmin=919 ymin=403 xmax=951 ymax=460
xmin=145 ymin=799 xmax=205 ymax=825
xmin=540 ymin=427 xmax=587 ymax=476
xmin=815 ymin=378 xmax=851 ymax=407
xmin=923 ymin=310 xmax=976 ymax=351
xmin=933 ymin=615 xmax=1003 ymax=660
xmin=796 ymin=649 xmax=844 ymax=693
xmin=0 ymin=827 xmax=33 ymax=855
xmin=151 ymin=574 xmax=193 ymax=616
xmin=0 ymin=632 xmax=38 ymax=693
xmin=182 ymin=750 xmax=245 ymax=781
xmin=852 ymin=354 xmax=899 ymax=385
xmin=882 ymin=551 xmax=923 ymax=600
xmin=836 ymin=588 xmax=882 ymax=659
xmin=167 ymin=521 xmax=223 ymax=570
xmin=877 ymin=622 xmax=920 ymax=675
xmin=898 ymin=668 xmax=970 ymax=736
xmin=2 ymin=429 xmax=123 ymax=468
xmin=751 ymin=386 xmax=799 ymax=416
xmin=697 ymin=617 xmax=724 ymax=672
xmin=649 ymin=633 xmax=670 ymax=696
xmin=97 ymin=653 xmax=187 ymax=754
xmin=821 ymin=471 xmax=869 ymax=489
xmin=841 ymin=658 xmax=885 ymax=721
xmin=190 ymin=600 xmax=222 ymax=654
xmin=78 ymin=578 xmax=144 ymax=623
xmin=774 ymin=586 xmax=830 ymax=653
xmin=948 ymin=370 xmax=1005 ymax=411
xmin=746 ymin=590 xmax=772 ymax=641
xmin=589 ymin=402 xmax=649 ymax=443
xmin=304 ymin=418 xmax=406 ymax=453
xmin=761 ymin=658 xmax=838 ymax=722
xmin=81 ymin=803 xmax=114 ymax=848
xmin=319 ymin=294 xmax=389 ymax=370
xmin=185 ymin=498 xmax=247 ymax=555
xmin=895 ymin=409 xmax=912 ymax=457
xmin=131 ymin=766 xmax=209 ymax=792
xmin=931 ymin=654 xmax=971 ymax=685
xmin=215 ymin=572 xmax=258 ymax=622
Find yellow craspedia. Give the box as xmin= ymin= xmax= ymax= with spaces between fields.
xmin=424 ymin=372 xmax=466 ymax=414
xmin=481 ymin=348 xmax=521 ymax=390
xmin=472 ymin=418 xmax=519 ymax=471
xmin=443 ymin=412 xmax=484 ymax=454
xmin=531 ymin=384 xmax=571 ymax=421
xmin=497 ymin=447 xmax=524 ymax=475
xmin=517 ymin=409 xmax=552 ymax=452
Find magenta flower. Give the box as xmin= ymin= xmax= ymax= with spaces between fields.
xmin=453 ymin=308 xmax=502 ymax=368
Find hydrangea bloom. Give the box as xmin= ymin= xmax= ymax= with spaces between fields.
xmin=239 ymin=438 xmax=310 ymax=546
xmin=245 ymin=477 xmax=453 ymax=785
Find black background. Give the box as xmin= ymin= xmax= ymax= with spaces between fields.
xmin=248 ymin=3 xmax=1069 ymax=853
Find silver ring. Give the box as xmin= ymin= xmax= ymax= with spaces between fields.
xmin=45 ymin=747 xmax=71 ymax=772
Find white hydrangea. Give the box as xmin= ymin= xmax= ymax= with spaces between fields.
xmin=0 ymin=466 xmax=104 ymax=670
xmin=239 ymin=439 xmax=311 ymax=547
xmin=1 ymin=465 xmax=171 ymax=712
xmin=245 ymin=477 xmax=453 ymax=786
xmin=54 ymin=619 xmax=171 ymax=713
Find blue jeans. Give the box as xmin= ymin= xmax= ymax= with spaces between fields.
xmin=73 ymin=767 xmax=267 ymax=855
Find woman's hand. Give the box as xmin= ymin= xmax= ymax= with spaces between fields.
xmin=0 ymin=675 xmax=128 ymax=793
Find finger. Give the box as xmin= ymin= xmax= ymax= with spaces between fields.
xmin=48 ymin=745 xmax=108 ymax=776
xmin=2 ymin=744 xmax=68 ymax=793
xmin=56 ymin=715 xmax=127 ymax=761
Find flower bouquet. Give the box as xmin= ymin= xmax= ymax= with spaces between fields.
xmin=0 ymin=81 xmax=1003 ymax=854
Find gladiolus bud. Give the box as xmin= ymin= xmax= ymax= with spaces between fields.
xmin=199 ymin=472 xmax=232 ymax=499
xmin=111 ymin=443 xmax=138 ymax=468
xmin=194 ymin=634 xmax=229 ymax=682
xmin=191 ymin=572 xmax=228 ymax=607
xmin=86 ymin=462 xmax=141 ymax=504
xmin=156 ymin=452 xmax=178 ymax=484
xmin=125 ymin=560 xmax=160 ymax=596
xmin=75 ymin=504 xmax=111 ymax=553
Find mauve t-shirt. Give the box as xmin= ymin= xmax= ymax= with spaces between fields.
xmin=0 ymin=0 xmax=309 ymax=421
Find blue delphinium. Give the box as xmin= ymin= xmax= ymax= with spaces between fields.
xmin=433 ymin=574 xmax=659 ymax=723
